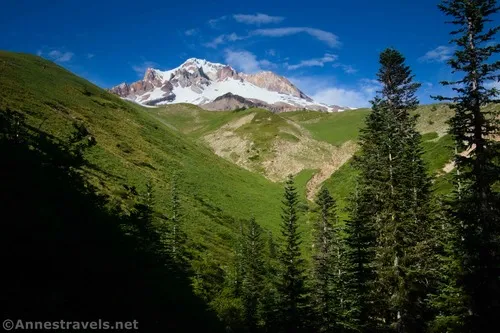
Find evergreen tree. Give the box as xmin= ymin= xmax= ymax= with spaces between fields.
xmin=434 ymin=1 xmax=500 ymax=331
xmin=343 ymin=188 xmax=377 ymax=332
xmin=276 ymin=175 xmax=307 ymax=333
xmin=347 ymin=48 xmax=435 ymax=332
xmin=261 ymin=231 xmax=280 ymax=333
xmin=429 ymin=201 xmax=467 ymax=333
xmin=268 ymin=231 xmax=278 ymax=261
xmin=311 ymin=187 xmax=342 ymax=332
xmin=242 ymin=217 xmax=265 ymax=332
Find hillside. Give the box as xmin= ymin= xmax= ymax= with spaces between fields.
xmin=149 ymin=102 xmax=457 ymax=204
xmin=0 ymin=51 xmax=290 ymax=260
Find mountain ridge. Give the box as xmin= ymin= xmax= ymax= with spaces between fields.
xmin=110 ymin=58 xmax=348 ymax=112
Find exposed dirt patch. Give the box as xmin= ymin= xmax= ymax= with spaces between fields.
xmin=203 ymin=113 xmax=257 ymax=171
xmin=305 ymin=141 xmax=357 ymax=200
xmin=204 ymin=113 xmax=357 ymax=199
xmin=442 ymin=134 xmax=500 ymax=174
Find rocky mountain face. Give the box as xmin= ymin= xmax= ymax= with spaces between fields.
xmin=110 ymin=58 xmax=346 ymax=112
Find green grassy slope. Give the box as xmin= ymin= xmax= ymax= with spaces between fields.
xmin=0 ymin=51 xmax=287 ymax=260
xmin=281 ymin=109 xmax=371 ymax=145
xmin=152 ymin=102 xmax=457 ymax=204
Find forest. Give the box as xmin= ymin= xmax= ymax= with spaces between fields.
xmin=1 ymin=1 xmax=499 ymax=332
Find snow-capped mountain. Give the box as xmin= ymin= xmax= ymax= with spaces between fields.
xmin=110 ymin=58 xmax=347 ymax=112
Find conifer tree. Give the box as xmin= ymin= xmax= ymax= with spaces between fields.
xmin=311 ymin=187 xmax=341 ymax=332
xmin=434 ymin=1 xmax=500 ymax=330
xmin=276 ymin=175 xmax=307 ymax=333
xmin=242 ymin=217 xmax=265 ymax=332
xmin=261 ymin=231 xmax=280 ymax=333
xmin=343 ymin=188 xmax=377 ymax=332
xmin=429 ymin=201 xmax=467 ymax=333
xmin=347 ymin=48 xmax=435 ymax=332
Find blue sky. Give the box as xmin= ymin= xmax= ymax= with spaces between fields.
xmin=1 ymin=0 xmax=497 ymax=107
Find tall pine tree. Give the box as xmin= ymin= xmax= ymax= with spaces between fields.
xmin=261 ymin=231 xmax=280 ymax=333
xmin=434 ymin=1 xmax=500 ymax=331
xmin=311 ymin=187 xmax=344 ymax=332
xmin=347 ymin=48 xmax=435 ymax=332
xmin=276 ymin=175 xmax=307 ymax=333
xmin=344 ymin=187 xmax=377 ymax=332
xmin=242 ymin=217 xmax=265 ymax=332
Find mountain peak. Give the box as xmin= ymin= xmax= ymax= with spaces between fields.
xmin=181 ymin=57 xmax=224 ymax=66
xmin=110 ymin=57 xmax=343 ymax=112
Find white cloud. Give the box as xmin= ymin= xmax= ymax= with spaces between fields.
xmin=333 ymin=63 xmax=358 ymax=74
xmin=224 ymin=49 xmax=273 ymax=73
xmin=184 ymin=29 xmax=198 ymax=36
xmin=266 ymin=49 xmax=276 ymax=56
xmin=288 ymin=75 xmax=333 ymax=96
xmin=208 ymin=16 xmax=227 ymax=28
xmin=36 ymin=50 xmax=42 ymax=56
xmin=258 ymin=59 xmax=276 ymax=68
xmin=313 ymin=79 xmax=380 ymax=107
xmin=205 ymin=35 xmax=226 ymax=48
xmin=359 ymin=78 xmax=380 ymax=93
xmin=290 ymin=76 xmax=380 ymax=108
xmin=287 ymin=53 xmax=337 ymax=70
xmin=312 ymin=88 xmax=370 ymax=107
xmin=132 ymin=61 xmax=158 ymax=77
xmin=233 ymin=13 xmax=284 ymax=25
xmin=87 ymin=53 xmax=95 ymax=59
xmin=204 ymin=33 xmax=245 ymax=48
xmin=47 ymin=50 xmax=74 ymax=62
xmin=227 ymin=32 xmax=243 ymax=41
xmin=419 ymin=45 xmax=455 ymax=63
xmin=251 ymin=27 xmax=340 ymax=47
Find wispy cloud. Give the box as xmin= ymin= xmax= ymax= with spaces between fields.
xmin=184 ymin=28 xmax=198 ymax=36
xmin=205 ymin=35 xmax=226 ymax=48
xmin=233 ymin=13 xmax=284 ymax=25
xmin=208 ymin=15 xmax=228 ymax=28
xmin=290 ymin=76 xmax=379 ymax=108
xmin=312 ymin=79 xmax=380 ymax=107
xmin=287 ymin=53 xmax=337 ymax=70
xmin=46 ymin=49 xmax=74 ymax=62
xmin=224 ymin=49 xmax=273 ymax=73
xmin=312 ymin=88 xmax=369 ymax=107
xmin=266 ymin=49 xmax=276 ymax=56
xmin=87 ymin=53 xmax=95 ymax=59
xmin=204 ymin=33 xmax=246 ymax=48
xmin=36 ymin=50 xmax=42 ymax=56
xmin=251 ymin=27 xmax=340 ymax=47
xmin=333 ymin=63 xmax=358 ymax=74
xmin=359 ymin=78 xmax=381 ymax=95
xmin=132 ymin=60 xmax=158 ymax=77
xmin=419 ymin=46 xmax=455 ymax=63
